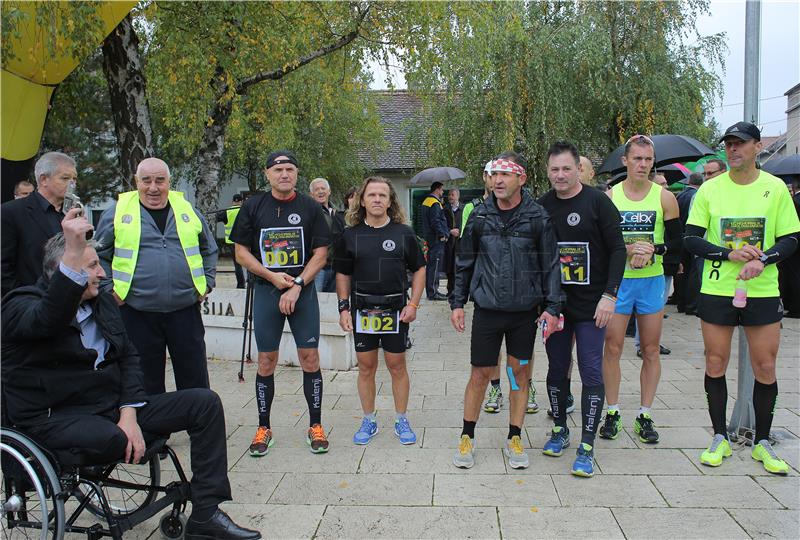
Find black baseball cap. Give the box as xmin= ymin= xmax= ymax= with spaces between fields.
xmin=719 ymin=122 xmax=761 ymax=144
xmin=266 ymin=150 xmax=299 ymax=169
xmin=232 ymin=193 xmax=243 ymax=202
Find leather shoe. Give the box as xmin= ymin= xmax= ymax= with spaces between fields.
xmin=186 ymin=509 xmax=261 ymax=540
xmin=432 ymin=293 xmax=448 ymax=301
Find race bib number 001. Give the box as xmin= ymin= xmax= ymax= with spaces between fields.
xmin=355 ymin=309 xmax=400 ymax=335
xmin=260 ymin=227 xmax=305 ymax=268
xmin=558 ymin=242 xmax=590 ymax=285
xmin=720 ymin=217 xmax=765 ymax=250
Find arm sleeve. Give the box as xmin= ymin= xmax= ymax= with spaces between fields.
xmin=94 ymin=203 xmax=117 ymax=291
xmin=761 ymin=233 xmax=800 ymax=265
xmin=450 ymin=213 xmax=478 ymax=309
xmin=598 ymin=195 xmax=627 ymax=296
xmin=195 ymin=210 xmax=219 ymax=289
xmin=683 ymin=224 xmax=732 ymax=261
xmin=536 ymin=212 xmax=564 ymax=316
xmin=655 ymin=218 xmax=683 ymax=256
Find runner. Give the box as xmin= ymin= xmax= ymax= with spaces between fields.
xmin=450 ymin=151 xmax=562 ymax=470
xmin=685 ymin=122 xmax=800 ymax=473
xmin=229 ymin=150 xmax=332 ymax=456
xmin=600 ymin=135 xmax=681 ymax=444
xmin=335 ymin=176 xmax=426 ymax=446
xmin=538 ymin=141 xmax=627 ymax=476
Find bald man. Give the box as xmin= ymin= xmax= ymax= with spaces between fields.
xmin=579 ymin=156 xmax=596 ymax=186
xmin=95 ymin=158 xmax=218 ymax=395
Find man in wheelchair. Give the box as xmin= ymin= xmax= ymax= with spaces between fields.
xmin=1 ymin=210 xmax=260 ymax=540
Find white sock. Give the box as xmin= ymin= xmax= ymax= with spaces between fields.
xmin=607 ymin=404 xmax=620 ymax=413
xmin=638 ymin=406 xmax=651 ymax=416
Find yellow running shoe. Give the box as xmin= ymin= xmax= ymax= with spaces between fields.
xmin=751 ymin=440 xmax=789 ymax=475
xmin=699 ymin=434 xmax=731 ymax=467
xmin=453 ymin=435 xmax=475 ymax=469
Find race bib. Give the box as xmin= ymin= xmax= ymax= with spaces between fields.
xmin=355 ymin=309 xmax=400 ymax=335
xmin=720 ymin=217 xmax=766 ymax=250
xmin=259 ymin=227 xmax=305 ymax=268
xmin=558 ymin=242 xmax=590 ymax=285
xmin=622 ymin=232 xmax=655 ymax=268
xmin=620 ymin=210 xmax=656 ymax=267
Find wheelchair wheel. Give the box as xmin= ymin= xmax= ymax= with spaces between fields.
xmin=78 ymin=454 xmax=160 ymax=519
xmin=1 ymin=429 xmax=66 ymax=540
xmin=159 ymin=511 xmax=187 ymax=539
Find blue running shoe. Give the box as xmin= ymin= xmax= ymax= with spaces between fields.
xmin=542 ymin=426 xmax=570 ymax=457
xmin=353 ymin=417 xmax=378 ymax=445
xmin=572 ymin=443 xmax=595 ymax=477
xmin=394 ymin=416 xmax=417 ymax=445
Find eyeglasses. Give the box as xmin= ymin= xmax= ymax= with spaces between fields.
xmin=626 ymin=134 xmax=655 ymax=146
xmin=703 ymin=168 xmax=720 ymax=177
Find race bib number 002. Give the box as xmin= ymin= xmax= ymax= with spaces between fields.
xmin=720 ymin=217 xmax=765 ymax=250
xmin=355 ymin=309 xmax=400 ymax=335
xmin=260 ymin=227 xmax=305 ymax=268
xmin=558 ymin=242 xmax=590 ymax=285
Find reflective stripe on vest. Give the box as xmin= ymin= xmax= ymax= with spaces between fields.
xmin=112 ymin=191 xmax=207 ymax=300
xmin=224 ymin=206 xmax=240 ymax=244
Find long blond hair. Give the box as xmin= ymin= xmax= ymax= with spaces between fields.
xmin=345 ymin=176 xmax=407 ymax=226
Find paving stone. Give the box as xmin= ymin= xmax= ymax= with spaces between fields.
xmin=270 ymin=473 xmax=433 ymax=505
xmin=422 ymin=427 xmax=528 ymax=449
xmin=331 ymin=393 xmax=424 ymax=411
xmin=316 ymin=505 xmax=500 ymax=539
xmin=433 ymin=473 xmax=559 ymax=507
xmin=595 ymin=448 xmax=701 ymax=475
xmin=612 ymin=507 xmax=748 ymax=539
xmin=628 ymin=426 xmax=713 ymax=449
xmin=498 ymin=507 xmax=624 ymax=539
xmin=230 ymin=445 xmax=364 ymax=474
xmin=651 ymin=475 xmax=781 ymax=508
xmin=553 ymin=475 xmax=667 ymax=507
xmin=689 ymin=445 xmax=799 ymax=477
xmin=219 ymin=503 xmax=325 ymax=539
xmin=754 ymin=476 xmax=800 ymax=508
xmin=728 ymin=509 xmax=800 ymax=540
xmin=227 ymin=471 xmax=284 ymax=504
xmin=359 ymin=447 xmax=506 ymax=474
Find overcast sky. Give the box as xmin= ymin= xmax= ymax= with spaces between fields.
xmin=368 ymin=0 xmax=800 ymax=137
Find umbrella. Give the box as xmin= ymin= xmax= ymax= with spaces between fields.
xmin=597 ymin=135 xmax=716 ymax=176
xmin=409 ymin=167 xmax=466 ymax=186
xmin=608 ymin=162 xmax=690 ymax=187
xmin=761 ymin=154 xmax=800 ymax=184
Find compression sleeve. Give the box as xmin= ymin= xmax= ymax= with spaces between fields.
xmin=761 ymin=233 xmax=800 ymax=265
xmin=654 ymin=218 xmax=683 ymax=255
xmin=683 ymin=224 xmax=731 ymax=261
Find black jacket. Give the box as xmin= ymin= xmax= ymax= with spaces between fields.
xmin=1 ymin=192 xmax=63 ymax=296
xmin=1 ymin=270 xmax=147 ymax=426
xmin=451 ymin=191 xmax=563 ymax=314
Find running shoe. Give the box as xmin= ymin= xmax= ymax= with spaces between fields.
xmin=634 ymin=413 xmax=659 ymax=444
xmin=484 ymin=385 xmax=503 ymax=413
xmin=547 ymin=393 xmax=576 ymax=417
xmin=571 ymin=443 xmax=595 ymax=477
xmin=307 ymin=423 xmax=330 ymax=454
xmin=249 ymin=426 xmax=274 ymax=457
xmin=542 ymin=426 xmax=570 ymax=457
xmin=526 ymin=385 xmax=539 ymax=414
xmin=504 ymin=435 xmax=530 ymax=469
xmin=453 ymin=434 xmax=475 ymax=469
xmin=394 ymin=417 xmax=417 ymax=445
xmin=353 ymin=417 xmax=378 ymax=445
xmin=599 ymin=410 xmax=621 ymax=440
xmin=700 ymin=434 xmax=732 ymax=467
xmin=751 ymin=440 xmax=789 ymax=475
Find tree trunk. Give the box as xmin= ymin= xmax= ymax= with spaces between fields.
xmin=102 ymin=14 xmax=154 ymax=191
xmin=194 ymin=99 xmax=233 ymax=218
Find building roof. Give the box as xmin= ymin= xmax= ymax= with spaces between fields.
xmin=358 ymin=90 xmax=430 ymax=172
xmin=785 ymin=82 xmax=800 ymax=96
xmin=758 ymin=133 xmax=787 ymax=157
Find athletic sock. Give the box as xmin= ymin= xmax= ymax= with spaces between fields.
xmin=581 ymin=384 xmax=605 ymax=445
xmin=704 ymin=374 xmax=728 ymax=436
xmin=753 ymin=380 xmax=778 ymax=443
xmin=303 ymin=369 xmax=323 ymax=426
xmin=546 ymin=377 xmax=570 ymax=428
xmin=490 ymin=378 xmax=501 ymax=389
xmin=566 ymin=378 xmax=572 ymax=395
xmin=507 ymin=424 xmax=522 ymax=440
xmin=255 ymin=373 xmax=274 ymax=428
xmin=638 ymin=406 xmax=651 ymax=417
xmin=607 ymin=403 xmax=620 ymax=414
xmin=366 ymin=411 xmax=377 ymax=422
xmin=462 ymin=420 xmax=476 ymax=439
xmin=395 ymin=412 xmax=406 ymax=422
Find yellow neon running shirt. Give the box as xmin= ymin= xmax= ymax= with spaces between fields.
xmin=687 ymin=170 xmax=800 ymax=298
xmin=610 ymin=182 xmax=665 ymax=279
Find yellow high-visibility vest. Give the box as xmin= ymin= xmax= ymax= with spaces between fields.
xmin=224 ymin=206 xmax=240 ymax=244
xmin=112 ymin=191 xmax=206 ymax=300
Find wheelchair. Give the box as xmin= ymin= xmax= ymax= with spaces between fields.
xmin=1 ymin=427 xmax=192 ymax=539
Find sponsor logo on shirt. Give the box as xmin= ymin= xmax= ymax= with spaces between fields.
xmin=567 ymin=212 xmax=581 ymax=226
xmin=619 ymin=210 xmax=656 ymax=232
xmin=382 ymin=239 xmax=396 ymax=251
xmin=288 ymin=213 xmax=301 ymax=225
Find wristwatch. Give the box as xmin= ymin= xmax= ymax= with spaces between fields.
xmin=293 ymin=276 xmax=305 ymax=287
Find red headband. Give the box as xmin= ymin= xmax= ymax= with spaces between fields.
xmin=489 ymin=159 xmax=525 ymax=176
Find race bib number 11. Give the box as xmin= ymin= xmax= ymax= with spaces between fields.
xmin=260 ymin=227 xmax=305 ymax=268
xmin=558 ymin=242 xmax=590 ymax=285
xmin=356 ymin=309 xmax=400 ymax=334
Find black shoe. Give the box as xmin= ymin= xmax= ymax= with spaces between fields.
xmin=634 ymin=413 xmax=660 ymax=444
xmin=186 ymin=509 xmax=261 ymax=540
xmin=659 ymin=345 xmax=671 ymax=355
xmin=432 ymin=293 xmax=448 ymax=301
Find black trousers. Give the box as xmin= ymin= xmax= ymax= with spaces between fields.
xmin=234 ymin=261 xmax=246 ymax=289
xmin=24 ymin=389 xmax=231 ymax=510
xmin=425 ymin=240 xmax=445 ymax=299
xmin=120 ymin=303 xmax=209 ymax=395
xmin=779 ymin=255 xmax=800 ymax=315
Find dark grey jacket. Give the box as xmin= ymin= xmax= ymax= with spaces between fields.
xmin=451 ymin=191 xmax=563 ymax=314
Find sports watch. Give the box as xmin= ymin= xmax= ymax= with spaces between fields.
xmin=293 ymin=276 xmax=305 ymax=287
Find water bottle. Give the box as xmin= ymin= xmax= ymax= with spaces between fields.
xmin=732 ymin=279 xmax=747 ymax=308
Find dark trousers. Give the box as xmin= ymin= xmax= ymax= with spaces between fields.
xmin=675 ymin=254 xmax=702 ymax=314
xmin=234 ymin=261 xmax=245 ymax=289
xmin=120 ymin=303 xmax=209 ymax=395
xmin=779 ymin=255 xmax=800 ymax=315
xmin=24 ymin=389 xmax=231 ymax=510
xmin=425 ymin=240 xmax=445 ymax=299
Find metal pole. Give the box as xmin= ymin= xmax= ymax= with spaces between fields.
xmin=727 ymin=0 xmax=761 ymax=444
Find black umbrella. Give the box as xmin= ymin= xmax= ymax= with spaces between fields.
xmin=409 ymin=166 xmax=466 ymax=186
xmin=598 ymin=135 xmax=716 ymax=176
xmin=761 ymin=154 xmax=800 ymax=184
